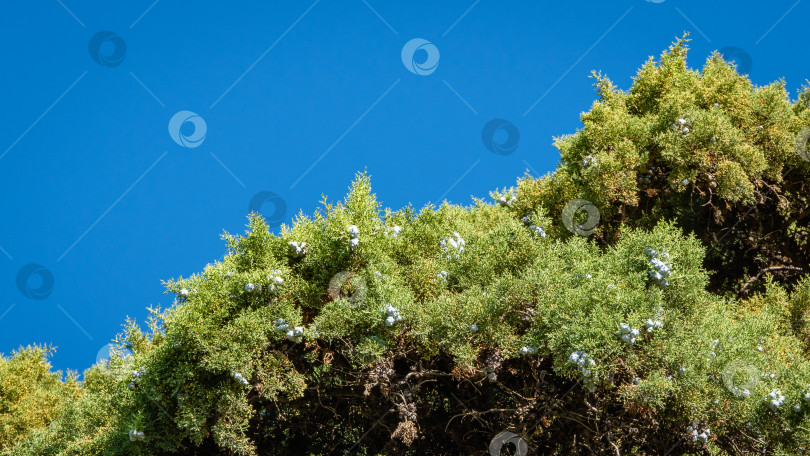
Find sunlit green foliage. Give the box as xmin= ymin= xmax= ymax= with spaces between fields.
xmin=3 ymin=36 xmax=810 ymax=455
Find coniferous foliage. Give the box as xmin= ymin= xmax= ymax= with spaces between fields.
xmin=0 ymin=346 xmax=79 ymax=450
xmin=2 ymin=36 xmax=810 ymax=455
xmin=512 ymin=34 xmax=810 ymax=300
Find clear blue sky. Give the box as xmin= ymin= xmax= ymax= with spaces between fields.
xmin=1 ymin=0 xmax=807 ymax=374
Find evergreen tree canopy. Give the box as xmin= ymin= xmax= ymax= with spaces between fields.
xmin=2 ymin=35 xmax=810 ymax=455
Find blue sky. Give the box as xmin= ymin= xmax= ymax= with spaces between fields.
xmin=0 ymin=0 xmax=807 ymax=374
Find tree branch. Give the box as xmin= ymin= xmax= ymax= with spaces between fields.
xmin=739 ymin=266 xmax=804 ymax=294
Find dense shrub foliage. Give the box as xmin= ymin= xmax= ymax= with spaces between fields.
xmin=0 ymin=346 xmax=79 ymax=450
xmin=510 ymin=35 xmax=810 ymax=299
xmin=2 ymin=36 xmax=809 ymax=455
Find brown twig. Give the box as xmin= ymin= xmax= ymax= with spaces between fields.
xmin=499 ymin=309 xmax=534 ymax=321
xmin=739 ymin=265 xmax=803 ymax=294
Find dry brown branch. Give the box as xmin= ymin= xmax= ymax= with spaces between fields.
xmin=739 ymin=265 xmax=804 ymax=294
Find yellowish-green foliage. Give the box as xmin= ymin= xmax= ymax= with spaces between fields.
xmin=3 ymin=37 xmax=810 ymax=455
xmin=512 ymin=34 xmax=809 ymax=222
xmin=509 ymin=34 xmax=810 ymax=301
xmin=0 ymin=345 xmax=79 ymax=450
xmin=6 ymin=171 xmax=810 ymax=455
